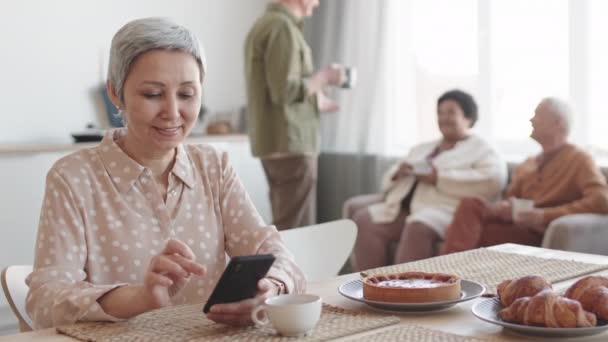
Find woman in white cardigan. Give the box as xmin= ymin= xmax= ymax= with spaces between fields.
xmin=345 ymin=90 xmax=507 ymax=271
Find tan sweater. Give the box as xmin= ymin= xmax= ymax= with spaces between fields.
xmin=507 ymin=144 xmax=608 ymax=225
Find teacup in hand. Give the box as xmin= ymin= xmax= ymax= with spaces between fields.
xmin=251 ymin=294 xmax=322 ymax=337
xmin=410 ymin=160 xmax=433 ymax=176
xmin=511 ymin=198 xmax=535 ymax=221
xmin=341 ymin=66 xmax=357 ymax=89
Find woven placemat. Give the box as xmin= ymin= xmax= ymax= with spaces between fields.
xmin=348 ymin=324 xmax=492 ymax=342
xmin=57 ymin=303 xmax=400 ymax=341
xmin=361 ymin=248 xmax=608 ymax=295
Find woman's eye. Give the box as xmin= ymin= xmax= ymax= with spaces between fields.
xmin=179 ymin=93 xmax=194 ymax=99
xmin=143 ymin=93 xmax=161 ymax=98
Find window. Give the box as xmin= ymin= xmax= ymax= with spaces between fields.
xmin=489 ymin=0 xmax=569 ymax=152
xmin=588 ymin=0 xmax=608 ymax=152
xmin=317 ymin=0 xmax=608 ymax=161
xmin=387 ymin=0 xmax=478 ymax=155
xmin=382 ymin=0 xmax=608 ymax=161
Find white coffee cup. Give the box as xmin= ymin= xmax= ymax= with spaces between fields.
xmin=251 ymin=294 xmax=322 ymax=337
xmin=341 ymin=67 xmax=357 ymax=89
xmin=410 ymin=160 xmax=433 ymax=175
xmin=511 ymin=198 xmax=535 ymax=221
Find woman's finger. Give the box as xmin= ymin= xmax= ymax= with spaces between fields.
xmin=257 ymin=278 xmax=277 ymax=296
xmin=162 ymin=239 xmax=196 ymax=260
xmin=151 ymin=255 xmax=189 ymax=278
xmin=209 ymin=296 xmax=261 ymax=315
xmin=144 ymin=270 xmax=173 ymax=287
xmin=206 ymin=312 xmax=252 ymax=326
xmin=165 ymin=254 xmax=206 ymax=276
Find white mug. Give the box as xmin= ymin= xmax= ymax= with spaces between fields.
xmin=341 ymin=66 xmax=357 ymax=89
xmin=251 ymin=294 xmax=322 ymax=337
xmin=511 ymin=198 xmax=535 ymax=221
xmin=410 ymin=160 xmax=433 ymax=175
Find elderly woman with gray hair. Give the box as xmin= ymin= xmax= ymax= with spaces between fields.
xmin=25 ymin=17 xmax=305 ymax=329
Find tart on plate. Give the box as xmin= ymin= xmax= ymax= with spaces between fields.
xmin=362 ymin=271 xmax=461 ymax=303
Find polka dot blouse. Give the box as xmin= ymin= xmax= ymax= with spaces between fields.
xmin=25 ymin=129 xmax=306 ymax=329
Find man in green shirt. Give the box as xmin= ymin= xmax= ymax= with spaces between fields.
xmin=245 ymin=0 xmax=345 ymax=230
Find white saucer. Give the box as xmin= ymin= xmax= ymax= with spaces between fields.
xmin=338 ymin=278 xmax=485 ymax=312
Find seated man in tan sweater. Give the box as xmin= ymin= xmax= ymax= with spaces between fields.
xmin=441 ymin=97 xmax=608 ymax=254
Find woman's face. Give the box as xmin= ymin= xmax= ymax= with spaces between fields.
xmin=437 ymin=99 xmax=471 ymax=140
xmin=111 ymin=49 xmax=202 ymax=156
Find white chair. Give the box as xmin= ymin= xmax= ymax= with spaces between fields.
xmin=279 ymin=219 xmax=357 ymax=282
xmin=1 ymin=265 xmax=33 ymax=332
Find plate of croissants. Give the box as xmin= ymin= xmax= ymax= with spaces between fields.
xmin=472 ymin=275 xmax=608 ymax=337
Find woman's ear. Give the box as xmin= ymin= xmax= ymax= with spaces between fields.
xmin=106 ymin=80 xmax=121 ymax=110
xmin=468 ymin=118 xmax=474 ymax=128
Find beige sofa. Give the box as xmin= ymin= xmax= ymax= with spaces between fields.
xmin=317 ymin=152 xmax=608 ymax=256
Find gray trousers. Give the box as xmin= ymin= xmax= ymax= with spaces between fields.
xmin=261 ymin=155 xmax=318 ymax=230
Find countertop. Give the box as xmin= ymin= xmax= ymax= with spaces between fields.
xmin=0 ymin=134 xmax=249 ymax=155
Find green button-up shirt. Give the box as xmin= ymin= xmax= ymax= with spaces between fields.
xmin=244 ymin=3 xmax=319 ymax=157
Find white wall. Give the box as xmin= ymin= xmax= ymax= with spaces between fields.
xmin=0 ymin=0 xmax=267 ymax=144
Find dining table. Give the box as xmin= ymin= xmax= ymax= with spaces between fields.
xmin=2 ymin=243 xmax=608 ymax=341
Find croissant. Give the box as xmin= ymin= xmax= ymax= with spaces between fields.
xmin=499 ymin=290 xmax=597 ymax=328
xmin=565 ymin=275 xmax=608 ymax=320
xmin=497 ymin=275 xmax=552 ymax=307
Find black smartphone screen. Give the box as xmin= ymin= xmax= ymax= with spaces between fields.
xmin=202 ymin=254 xmax=275 ymax=313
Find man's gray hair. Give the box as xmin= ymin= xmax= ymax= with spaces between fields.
xmin=541 ymin=97 xmax=573 ymax=135
xmin=107 ymin=17 xmax=206 ymax=104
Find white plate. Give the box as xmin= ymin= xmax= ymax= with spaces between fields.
xmin=472 ymin=297 xmax=608 ymax=338
xmin=338 ymin=279 xmax=485 ymax=312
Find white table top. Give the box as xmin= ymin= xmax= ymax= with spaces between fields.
xmin=3 ymin=243 xmax=608 ymax=341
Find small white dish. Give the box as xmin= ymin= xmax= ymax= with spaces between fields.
xmin=410 ymin=160 xmax=433 ymax=175
xmin=472 ymin=297 xmax=608 ymax=338
xmin=510 ymin=198 xmax=535 ymax=221
xmin=251 ymin=294 xmax=322 ymax=337
xmin=338 ymin=279 xmax=484 ymax=312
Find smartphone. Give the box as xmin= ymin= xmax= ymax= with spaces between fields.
xmin=202 ymin=254 xmax=275 ymax=314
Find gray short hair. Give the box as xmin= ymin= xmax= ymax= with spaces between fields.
xmin=107 ymin=17 xmax=206 ymax=104
xmin=541 ymin=97 xmax=573 ymax=135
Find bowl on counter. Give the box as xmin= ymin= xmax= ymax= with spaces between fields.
xmin=71 ymin=124 xmax=104 ymax=143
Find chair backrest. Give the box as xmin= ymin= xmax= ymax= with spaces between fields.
xmin=279 ymin=219 xmax=357 ymax=282
xmin=1 ymin=265 xmax=33 ymax=331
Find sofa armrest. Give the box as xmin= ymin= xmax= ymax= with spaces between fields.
xmin=542 ymin=214 xmax=608 ymax=255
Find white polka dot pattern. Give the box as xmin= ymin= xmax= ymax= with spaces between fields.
xmin=26 ymin=128 xmax=305 ymax=329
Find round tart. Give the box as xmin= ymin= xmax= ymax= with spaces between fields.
xmin=362 ymin=271 xmax=461 ymax=303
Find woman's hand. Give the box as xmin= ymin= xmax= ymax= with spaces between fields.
xmin=141 ymin=239 xmax=206 ymax=309
xmin=206 ymin=278 xmax=279 ymax=326
xmin=487 ymin=199 xmax=513 ymax=221
xmin=392 ymin=162 xmax=413 ymax=181
xmin=416 ymin=166 xmax=438 ymax=185
xmin=317 ymin=91 xmax=340 ymax=113
xmin=514 ymin=209 xmax=545 ymax=233
xmin=318 ymin=64 xmax=346 ymax=87
xmin=98 ymin=239 xmax=206 ymax=318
